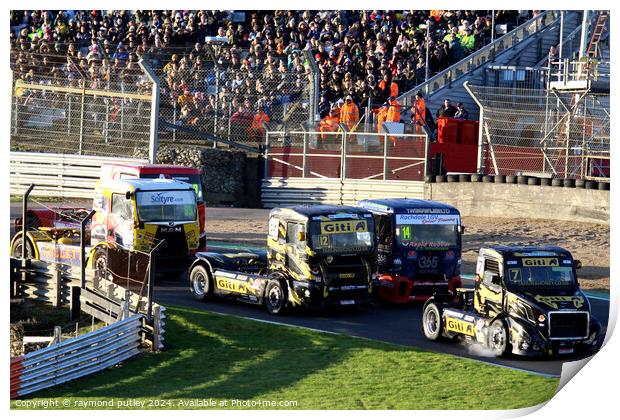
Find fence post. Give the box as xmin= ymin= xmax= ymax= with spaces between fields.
xmin=302 ymin=131 xmax=308 ymax=178
xmin=21 ymin=184 xmax=35 ymax=267
xmin=49 ymin=326 xmax=62 ymax=346
xmin=263 ymin=130 xmax=271 ymax=178
xmin=78 ymin=82 xmax=86 ymax=155
xmin=147 ymin=240 xmax=166 ymax=322
xmin=53 ymin=266 xmax=63 ymax=308
xmin=152 ymin=306 xmax=161 ymax=352
xmin=80 ymin=210 xmax=96 ymax=289
xmin=139 ymin=60 xmax=161 ymax=164
xmin=340 ymin=124 xmax=348 ymax=180
xmin=70 ymin=286 xmax=81 ymax=321
xmin=383 ymin=132 xmax=389 ymax=180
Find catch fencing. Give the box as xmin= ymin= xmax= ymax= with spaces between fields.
xmin=143 ymin=45 xmax=317 ymax=149
xmin=465 ymin=83 xmax=610 ymax=180
xmin=10 ymin=47 xmax=158 ymax=160
xmin=262 ymin=125 xmax=428 ymax=207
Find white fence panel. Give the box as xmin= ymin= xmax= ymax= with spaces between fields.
xmin=10 ymin=152 xmax=147 ymax=199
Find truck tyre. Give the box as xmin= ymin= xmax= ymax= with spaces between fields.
xmin=190 ymin=264 xmax=212 ymax=301
xmin=598 ymin=182 xmax=610 ymax=191
xmin=585 ymin=181 xmax=597 ymax=190
xmin=563 ymin=178 xmax=575 ymax=188
xmin=11 ymin=236 xmax=34 ymax=259
xmin=92 ymin=247 xmax=109 ymax=281
xmin=517 ymin=176 xmax=528 ymax=185
xmin=540 ymin=177 xmax=552 ymax=186
xmin=447 ymin=174 xmax=459 ymax=182
xmin=470 ymin=174 xmax=481 ymax=182
xmin=482 ymin=175 xmax=494 ymax=183
xmin=264 ymin=278 xmax=288 ymax=315
xmin=459 ymin=174 xmax=471 ymax=182
xmin=489 ymin=319 xmax=511 ymax=357
xmin=435 ymin=175 xmax=446 ymax=183
xmin=505 ymin=175 xmax=517 ymax=184
xmin=422 ymin=303 xmax=444 ymax=341
xmin=551 ymin=178 xmax=564 ymax=187
xmin=494 ymin=175 xmax=505 ymax=183
xmin=527 ymin=177 xmax=540 ymax=186
xmin=575 ymin=179 xmax=586 ymax=188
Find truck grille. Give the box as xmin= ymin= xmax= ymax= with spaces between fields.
xmin=548 ymin=311 xmax=589 ymax=339
xmin=320 ymin=257 xmax=370 ymax=301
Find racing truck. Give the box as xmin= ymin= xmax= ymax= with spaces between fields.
xmin=11 ymin=178 xmax=201 ymax=278
xmin=358 ymin=198 xmax=463 ymax=303
xmin=422 ymin=245 xmax=601 ymax=357
xmin=188 ymin=205 xmax=376 ymax=314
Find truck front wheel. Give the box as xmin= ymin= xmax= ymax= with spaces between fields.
xmin=190 ymin=264 xmax=212 ymax=301
xmin=93 ymin=247 xmax=109 ymax=281
xmin=264 ymin=278 xmax=288 ymax=315
xmin=489 ymin=319 xmax=512 ymax=357
xmin=11 ymin=236 xmax=35 ymax=259
xmin=423 ymin=303 xmax=444 ymax=341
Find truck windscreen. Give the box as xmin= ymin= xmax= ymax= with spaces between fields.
xmin=309 ymin=219 xmax=373 ymax=254
xmin=394 ymin=213 xmax=460 ymax=248
xmin=505 ymin=257 xmax=576 ymax=288
xmin=136 ymin=190 xmax=197 ymax=222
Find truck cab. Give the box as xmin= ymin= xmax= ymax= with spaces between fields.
xmin=100 ymin=163 xmax=206 ymax=251
xmin=358 ymin=198 xmax=463 ymax=303
xmin=267 ymin=205 xmax=376 ymax=309
xmin=423 ymin=245 xmax=601 ymax=357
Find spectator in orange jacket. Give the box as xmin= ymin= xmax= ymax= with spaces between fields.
xmin=319 ymin=108 xmax=340 ymax=141
xmin=412 ymin=91 xmax=428 ymax=127
xmin=340 ymin=95 xmax=359 ymax=132
xmin=248 ymin=107 xmax=270 ymax=140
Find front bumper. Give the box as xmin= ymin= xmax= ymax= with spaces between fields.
xmin=375 ymin=275 xmax=461 ymax=303
xmin=291 ymin=280 xmax=370 ymax=309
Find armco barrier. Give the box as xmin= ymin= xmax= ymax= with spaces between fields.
xmin=10 ymin=152 xmax=147 ymax=199
xmin=10 ymin=314 xmax=142 ymax=399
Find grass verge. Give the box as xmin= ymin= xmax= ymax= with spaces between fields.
xmin=12 ymin=305 xmax=559 ymax=410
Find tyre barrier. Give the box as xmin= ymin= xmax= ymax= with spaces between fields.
xmin=425 ymin=174 xmax=610 ymax=191
xmin=563 ymin=178 xmax=576 ymax=188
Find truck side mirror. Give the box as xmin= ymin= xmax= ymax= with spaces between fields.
xmin=574 ymin=260 xmax=582 ymax=269
xmin=125 ymin=191 xmax=131 ymax=200
xmin=297 ymin=231 xmax=306 ymax=242
xmin=459 ymin=225 xmax=465 ymax=234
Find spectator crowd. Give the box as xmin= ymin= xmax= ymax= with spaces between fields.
xmin=11 ymin=10 xmax=535 ymax=142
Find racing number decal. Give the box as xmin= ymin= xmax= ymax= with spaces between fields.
xmin=509 ymin=268 xmax=521 ymax=282
xmin=319 ymin=235 xmax=330 ymax=247
xmin=401 ymin=225 xmax=411 ymax=241
xmin=418 ymin=256 xmax=439 ymax=269
xmin=446 ymin=317 xmax=476 ymax=336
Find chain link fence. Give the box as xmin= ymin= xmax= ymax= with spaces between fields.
xmin=467 ymin=84 xmax=609 ymax=180
xmin=10 ymin=46 xmax=155 ymax=159
xmin=143 ymin=44 xmax=316 ymax=149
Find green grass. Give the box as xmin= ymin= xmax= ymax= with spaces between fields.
xmin=12 ymin=305 xmax=559 ymax=410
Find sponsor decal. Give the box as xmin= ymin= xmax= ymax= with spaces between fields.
xmin=523 ymin=258 xmax=559 ymax=267
xmin=407 ymin=250 xmax=417 ymax=259
xmin=396 ymin=214 xmax=460 ymax=225
xmin=216 ymin=277 xmax=251 ymax=294
xmin=137 ymin=190 xmax=195 ymax=206
xmin=405 ymin=208 xmax=452 ymax=214
xmin=339 ymin=273 xmax=355 ymax=279
xmin=514 ymin=252 xmax=558 ymax=257
xmin=327 ymin=213 xmax=358 ymax=219
xmin=446 ymin=317 xmax=476 ymax=336
xmin=534 ymin=295 xmax=585 ymax=309
xmin=320 ymin=220 xmax=367 ymax=234
xmin=37 ymin=242 xmax=81 ymax=266
xmin=418 ymin=256 xmax=439 ymax=269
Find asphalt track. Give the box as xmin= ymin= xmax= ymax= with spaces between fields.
xmin=10 ymin=204 xmax=610 ymax=377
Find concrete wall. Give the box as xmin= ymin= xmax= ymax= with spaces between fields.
xmin=425 ymin=183 xmax=609 ymax=225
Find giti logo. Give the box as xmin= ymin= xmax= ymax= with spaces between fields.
xmin=446 ymin=317 xmax=475 ymax=336
xmin=216 ymin=278 xmax=248 ymax=294
xmin=320 ymin=220 xmax=367 ymax=235
xmin=522 ymin=258 xmax=559 ymax=267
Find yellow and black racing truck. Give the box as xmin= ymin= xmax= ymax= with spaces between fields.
xmin=188 ymin=205 xmax=376 ymax=314
xmin=422 ymin=245 xmax=601 ymax=357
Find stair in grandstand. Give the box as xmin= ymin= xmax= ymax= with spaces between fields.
xmin=398 ymin=11 xmax=582 ymax=122
xmin=586 ymin=11 xmax=609 ymax=59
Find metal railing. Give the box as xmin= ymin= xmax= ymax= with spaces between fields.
xmin=264 ymin=126 xmax=429 ymax=182
xmin=11 ymin=314 xmax=143 ymax=398
xmin=398 ymin=11 xmax=560 ymax=110
xmin=10 ymin=152 xmax=147 ymax=199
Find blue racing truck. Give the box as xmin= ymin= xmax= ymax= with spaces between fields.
xmin=358 ymin=198 xmax=463 ymax=303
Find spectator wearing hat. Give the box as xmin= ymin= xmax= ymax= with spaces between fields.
xmin=341 ymin=94 xmax=359 ymax=136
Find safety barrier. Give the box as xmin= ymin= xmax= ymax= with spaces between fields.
xmin=10 ymin=152 xmax=147 ymax=199
xmin=10 ymin=314 xmax=143 ymax=399
xmin=261 ymin=178 xmax=425 ymax=208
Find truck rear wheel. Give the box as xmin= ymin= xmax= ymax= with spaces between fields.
xmin=264 ymin=278 xmax=288 ymax=315
xmin=93 ymin=247 xmax=109 ymax=281
xmin=190 ymin=264 xmax=212 ymax=301
xmin=489 ymin=319 xmax=512 ymax=357
xmin=423 ymin=303 xmax=444 ymax=341
xmin=11 ymin=236 xmax=34 ymax=259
